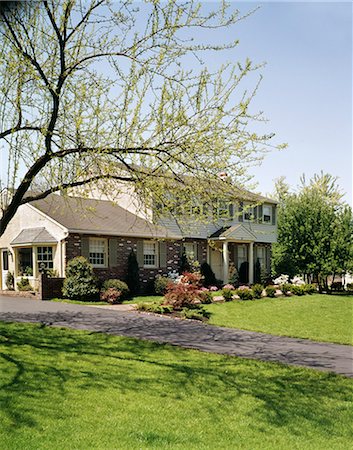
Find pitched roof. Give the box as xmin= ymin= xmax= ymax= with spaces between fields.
xmin=11 ymin=227 xmax=57 ymax=245
xmin=30 ymin=194 xmax=181 ymax=239
xmin=209 ymin=224 xmax=257 ymax=241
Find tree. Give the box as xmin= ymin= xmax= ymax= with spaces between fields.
xmin=0 ymin=0 xmax=283 ymax=237
xmin=126 ymin=250 xmax=140 ymax=296
xmin=272 ymin=173 xmax=353 ymax=290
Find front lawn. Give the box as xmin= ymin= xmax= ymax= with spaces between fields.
xmin=1 ymin=322 xmax=352 ymax=450
xmin=205 ymin=294 xmax=353 ymax=345
xmin=50 ymin=295 xmax=162 ymax=306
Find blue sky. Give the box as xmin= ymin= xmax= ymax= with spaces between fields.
xmin=221 ymin=1 xmax=352 ymax=203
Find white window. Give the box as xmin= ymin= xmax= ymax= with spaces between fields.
xmin=263 ymin=205 xmax=272 ymax=223
xmin=89 ymin=238 xmax=107 ymax=267
xmin=143 ymin=241 xmax=158 ymax=268
xmin=183 ymin=243 xmax=197 ymax=261
xmin=37 ymin=246 xmax=54 ymax=272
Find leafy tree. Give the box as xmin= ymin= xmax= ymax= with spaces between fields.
xmin=273 ymin=173 xmax=353 ymax=290
xmin=0 ymin=0 xmax=284 ymax=237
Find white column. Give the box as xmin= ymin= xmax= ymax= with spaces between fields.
xmin=222 ymin=241 xmax=229 ymax=283
xmin=249 ymin=242 xmax=254 ymax=284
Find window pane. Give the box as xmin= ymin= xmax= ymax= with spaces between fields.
xmin=143 ymin=242 xmax=157 ymax=266
xmin=37 ymin=246 xmax=54 ymax=271
xmin=89 ymin=239 xmax=106 ymax=266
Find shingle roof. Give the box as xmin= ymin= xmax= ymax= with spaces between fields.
xmin=30 ymin=194 xmax=181 ymax=239
xmin=209 ymin=224 xmax=257 ymax=241
xmin=11 ymin=227 xmax=57 ymax=245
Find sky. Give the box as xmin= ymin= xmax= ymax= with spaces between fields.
xmin=220 ymin=1 xmax=352 ymax=203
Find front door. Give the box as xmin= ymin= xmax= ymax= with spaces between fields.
xmin=209 ymin=245 xmax=223 ymax=282
xmin=1 ymin=250 xmax=9 ymax=290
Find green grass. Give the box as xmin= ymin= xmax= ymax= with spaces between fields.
xmin=0 ymin=322 xmax=352 ymax=450
xmin=205 ymin=294 xmax=353 ymax=345
xmin=51 ymin=295 xmax=162 ymax=306
xmin=50 ymin=298 xmax=108 ymax=305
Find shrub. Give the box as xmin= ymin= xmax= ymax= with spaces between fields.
xmin=304 ymin=283 xmax=317 ymax=295
xmin=238 ymin=261 xmax=249 ymax=284
xmin=254 ymin=258 xmax=261 ymax=284
xmin=62 ymin=256 xmax=99 ymax=301
xmin=137 ymin=302 xmax=173 ymax=314
xmin=290 ymin=285 xmax=306 ymax=296
xmin=265 ymin=286 xmax=276 ymax=298
xmin=103 ymin=279 xmax=130 ymax=299
xmin=273 ymin=274 xmax=289 ymax=286
xmin=100 ymin=288 xmax=122 ymax=304
xmin=227 ymin=262 xmax=239 ymax=287
xmin=164 ymin=283 xmax=201 ymax=310
xmin=221 ymin=288 xmax=233 ymax=302
xmin=17 ymin=277 xmax=33 ymax=291
xmin=154 ymin=275 xmax=170 ymax=295
xmin=5 ymin=271 xmax=14 ymax=290
xmin=235 ymin=288 xmax=254 ymax=301
xmin=199 ymin=290 xmax=212 ymax=304
xmin=200 ymin=262 xmax=217 ymax=287
xmin=181 ymin=306 xmax=211 ymax=321
xmin=346 ymin=283 xmax=353 ymax=291
xmin=251 ymin=284 xmax=264 ymax=299
xmin=281 ymin=283 xmax=293 ymax=296
xmin=223 ymin=283 xmax=235 ymax=290
xmin=181 ymin=271 xmax=203 ymax=286
xmin=179 ymin=250 xmax=190 ymax=273
xmin=291 ymin=276 xmax=305 ymax=286
xmin=126 ymin=250 xmax=140 ymax=295
xmin=209 ymin=285 xmax=219 ymax=292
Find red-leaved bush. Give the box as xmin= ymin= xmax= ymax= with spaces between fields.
xmin=100 ymin=288 xmax=122 ymax=304
xmin=164 ymin=271 xmax=205 ymax=310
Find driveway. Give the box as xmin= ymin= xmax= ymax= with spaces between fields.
xmin=1 ymin=296 xmax=352 ymax=377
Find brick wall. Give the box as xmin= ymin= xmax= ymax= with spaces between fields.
xmin=65 ymin=233 xmax=186 ymax=293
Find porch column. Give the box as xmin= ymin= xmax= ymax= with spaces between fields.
xmin=222 ymin=241 xmax=229 ymax=283
xmin=249 ymin=242 xmax=254 ymax=284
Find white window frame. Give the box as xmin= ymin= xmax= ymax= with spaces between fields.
xmin=37 ymin=246 xmax=54 ymax=272
xmin=256 ymin=246 xmax=266 ymax=268
xmin=237 ymin=244 xmax=247 ymax=270
xmin=143 ymin=241 xmax=158 ymax=268
xmin=263 ymin=205 xmax=272 ymax=224
xmin=89 ymin=238 xmax=108 ymax=268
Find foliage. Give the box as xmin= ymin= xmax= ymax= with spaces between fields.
xmin=24 ymin=266 xmax=33 ymax=277
xmin=5 ymin=271 xmax=14 ymax=290
xmin=238 ymin=261 xmax=249 ymax=284
xmin=100 ymin=288 xmax=122 ymax=305
xmin=251 ymin=284 xmax=264 ymax=299
xmin=181 ymin=306 xmax=211 ymax=321
xmin=221 ymin=288 xmax=234 ymax=302
xmin=273 ymin=173 xmax=353 ymax=291
xmin=46 ymin=269 xmax=59 ymax=278
xmin=273 ymin=274 xmax=289 ymax=285
xmin=164 ymin=272 xmax=204 ymax=310
xmin=200 ymin=262 xmax=217 ymax=287
xmin=223 ymin=284 xmax=235 ymax=290
xmin=16 ymin=277 xmax=33 ymax=291
xmin=179 ymin=250 xmax=190 ymax=274
xmin=290 ymin=285 xmax=306 ymax=296
xmin=126 ymin=251 xmax=140 ymax=296
xmin=346 ymin=283 xmax=353 ymax=291
xmin=330 ymin=282 xmax=344 ymax=292
xmin=291 ymin=276 xmax=305 ymax=286
xmin=180 ymin=271 xmax=203 ymax=286
xmin=235 ymin=288 xmax=254 ymax=301
xmin=304 ymin=284 xmax=317 ymax=295
xmin=199 ymin=291 xmax=213 ymax=304
xmin=102 ymin=279 xmax=130 ymax=299
xmin=265 ymin=286 xmax=276 ymax=298
xmin=281 ymin=283 xmax=293 ymax=296
xmin=154 ymin=275 xmax=170 ymax=295
xmin=62 ymin=256 xmax=99 ymax=301
xmin=136 ymin=302 xmax=173 ymax=314
xmin=227 ymin=262 xmax=239 ymax=287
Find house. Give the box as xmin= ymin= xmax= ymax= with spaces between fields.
xmin=0 ymin=186 xmax=277 ymax=293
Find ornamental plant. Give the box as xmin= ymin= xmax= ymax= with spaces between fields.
xmin=273 ymin=274 xmax=289 ymax=285
xmin=251 ymin=284 xmax=264 ymax=299
xmin=102 ymin=279 xmax=130 ymax=299
xmin=100 ymin=288 xmax=122 ymax=304
xmin=62 ymin=256 xmax=99 ymax=301
xmin=222 ymin=288 xmax=234 ymax=302
xmin=265 ymin=286 xmax=276 ymax=298
xmin=291 ymin=276 xmax=305 ymax=286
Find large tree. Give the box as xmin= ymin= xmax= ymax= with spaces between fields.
xmin=0 ymin=0 xmax=282 ymax=237
xmin=272 ymin=173 xmax=353 ymax=289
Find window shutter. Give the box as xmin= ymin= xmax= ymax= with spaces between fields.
xmin=234 ymin=245 xmax=238 ymax=268
xmin=266 ymin=246 xmax=271 ymax=272
xmin=238 ymin=202 xmax=243 ymax=222
xmin=81 ymin=236 xmax=89 ymax=260
xmin=108 ymin=238 xmax=118 ymax=267
xmin=253 ymin=206 xmax=258 ymax=221
xmin=272 ymin=206 xmax=276 ymax=225
xmin=159 ymin=241 xmax=167 ymax=268
xmin=229 ymin=203 xmax=234 ymax=219
xmin=258 ymin=205 xmax=263 ymax=223
xmin=196 ymin=242 xmax=201 ymax=262
xmin=136 ymin=241 xmax=144 ymax=267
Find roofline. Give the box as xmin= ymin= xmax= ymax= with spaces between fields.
xmin=66 ymin=228 xmax=182 ymax=240
xmin=11 ymin=241 xmax=58 ymax=247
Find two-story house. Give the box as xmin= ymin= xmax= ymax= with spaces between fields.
xmin=0 ymin=183 xmax=277 ymax=292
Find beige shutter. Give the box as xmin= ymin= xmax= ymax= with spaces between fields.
xmin=81 ymin=236 xmax=89 ymax=260
xmin=258 ymin=205 xmax=263 ymax=223
xmin=159 ymin=241 xmax=167 ymax=268
xmin=109 ymin=238 xmax=118 ymax=267
xmin=238 ymin=202 xmax=243 ymax=222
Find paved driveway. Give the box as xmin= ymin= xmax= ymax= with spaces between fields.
xmin=1 ymin=296 xmax=352 ymax=377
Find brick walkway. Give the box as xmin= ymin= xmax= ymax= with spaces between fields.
xmin=1 ymin=296 xmax=352 ymax=377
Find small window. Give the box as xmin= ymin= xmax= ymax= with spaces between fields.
xmin=89 ymin=238 xmax=107 ymax=267
xmin=143 ymin=241 xmax=158 ymax=268
xmin=263 ymin=205 xmax=272 ymax=223
xmin=243 ymin=206 xmax=253 ymax=221
xmin=217 ymin=200 xmax=229 ymax=219
xmin=256 ymin=246 xmax=266 ymax=267
xmin=37 ymin=246 xmax=54 ymax=272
